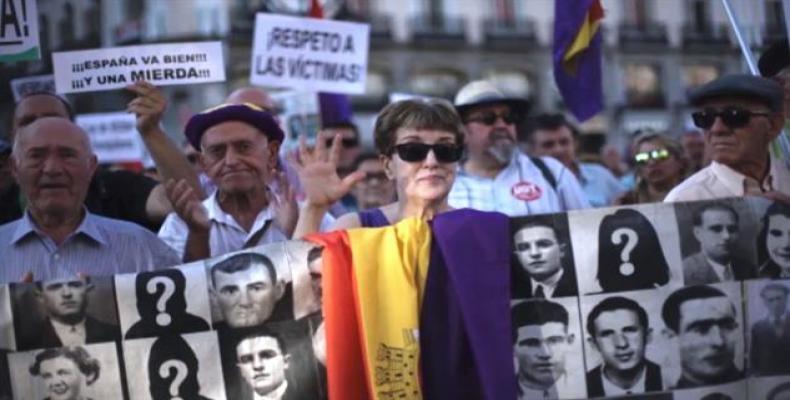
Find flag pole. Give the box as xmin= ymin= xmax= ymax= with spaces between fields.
xmin=721 ymin=0 xmax=790 ymax=162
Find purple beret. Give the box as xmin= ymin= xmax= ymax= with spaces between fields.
xmin=184 ymin=103 xmax=284 ymax=150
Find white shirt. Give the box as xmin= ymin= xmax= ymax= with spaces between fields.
xmin=518 ymin=373 xmax=583 ymax=400
xmin=601 ymin=365 xmax=647 ymax=396
xmin=665 ymin=158 xmax=790 ymax=202
xmin=158 ymin=192 xmax=288 ymax=259
xmin=449 ymin=153 xmax=590 ymax=217
xmin=253 ymin=380 xmax=288 ymax=400
xmin=50 ymin=318 xmax=87 ymax=346
xmin=707 ymin=256 xmax=735 ymax=282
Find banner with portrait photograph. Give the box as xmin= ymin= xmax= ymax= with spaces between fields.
xmin=1 ymin=197 xmax=789 ymax=399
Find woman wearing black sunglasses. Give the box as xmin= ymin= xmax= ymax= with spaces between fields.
xmin=291 ymin=98 xmax=464 ymax=235
xmin=616 ymin=131 xmax=688 ymax=205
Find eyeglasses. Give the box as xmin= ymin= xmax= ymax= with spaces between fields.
xmin=465 ymin=111 xmax=521 ymax=126
xmin=691 ymin=107 xmax=772 ymax=130
xmin=325 ymin=138 xmax=359 ymax=149
xmin=393 ymin=142 xmax=463 ymax=163
xmin=634 ymin=149 xmax=670 ymax=165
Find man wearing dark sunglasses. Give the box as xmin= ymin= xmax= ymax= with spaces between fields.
xmin=449 ymin=80 xmax=589 ymax=215
xmin=665 ymin=74 xmax=790 ymax=203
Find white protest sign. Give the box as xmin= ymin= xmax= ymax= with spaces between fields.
xmin=251 ymin=14 xmax=369 ymax=94
xmin=53 ymin=41 xmax=226 ymax=94
xmin=75 ymin=112 xmax=145 ymax=163
xmin=9 ymin=74 xmax=54 ymax=101
xmin=0 ymin=0 xmax=40 ymax=62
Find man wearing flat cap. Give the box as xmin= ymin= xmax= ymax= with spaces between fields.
xmin=158 ymin=103 xmax=291 ymax=261
xmin=448 ymin=80 xmax=589 ymax=216
xmin=665 ymin=74 xmax=790 ymax=202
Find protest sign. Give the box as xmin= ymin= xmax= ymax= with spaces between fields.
xmin=53 ymin=41 xmax=225 ymax=94
xmin=270 ymin=90 xmax=320 ymax=154
xmin=75 ymin=112 xmax=145 ymax=163
xmin=251 ymin=13 xmax=369 ymax=94
xmin=0 ymin=0 xmax=40 ymax=62
xmin=9 ymin=74 xmax=54 ymax=101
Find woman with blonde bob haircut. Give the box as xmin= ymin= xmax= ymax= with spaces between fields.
xmin=292 ymin=98 xmax=465 ymax=235
xmin=617 ymin=131 xmax=689 ymax=205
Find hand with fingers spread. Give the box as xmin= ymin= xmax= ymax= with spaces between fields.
xmin=271 ymin=170 xmax=299 ymax=237
xmin=165 ymin=178 xmax=210 ymax=233
xmin=126 ymin=80 xmax=167 ymax=135
xmin=289 ymin=134 xmax=366 ymax=210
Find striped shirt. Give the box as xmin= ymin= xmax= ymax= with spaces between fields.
xmin=448 ymin=153 xmax=590 ymax=216
xmin=0 ymin=211 xmax=179 ymax=283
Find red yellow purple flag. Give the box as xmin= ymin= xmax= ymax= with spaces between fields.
xmin=553 ymin=0 xmax=605 ymax=122
xmin=308 ymin=217 xmax=431 ymax=400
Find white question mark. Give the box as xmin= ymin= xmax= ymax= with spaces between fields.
xmin=146 ymin=277 xmax=175 ymax=326
xmin=158 ymin=359 xmax=187 ymax=400
xmin=611 ymin=228 xmax=639 ymax=276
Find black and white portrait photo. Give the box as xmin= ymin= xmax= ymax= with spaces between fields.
xmin=292 ymin=243 xmax=323 ymax=320
xmin=219 ymin=319 xmax=323 ymax=400
xmin=7 ymin=342 xmax=125 ymax=400
xmin=0 ymin=284 xmax=14 ymax=351
xmin=206 ymin=247 xmax=294 ymax=330
xmin=511 ymin=297 xmax=586 ymax=399
xmin=674 ymin=200 xmax=760 ymax=285
xmin=660 ymin=283 xmax=745 ymax=390
xmin=745 ymin=279 xmax=790 ymax=377
xmin=116 ymin=263 xmax=212 ymax=339
xmin=123 ymin=331 xmax=225 ymax=400
xmin=568 ymin=203 xmax=683 ymax=294
xmin=580 ymin=289 xmax=670 ymax=398
xmin=510 ymin=214 xmax=578 ymax=299
xmin=748 ymin=376 xmax=790 ymax=400
xmin=673 ymin=380 xmax=747 ymax=400
xmin=11 ymin=277 xmax=120 ymax=351
xmin=754 ymin=201 xmax=790 ymax=279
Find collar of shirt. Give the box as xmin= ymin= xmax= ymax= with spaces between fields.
xmin=601 ymin=364 xmax=647 ymax=396
xmin=49 ymin=317 xmax=87 ymax=346
xmin=770 ymin=313 xmax=788 ymax=327
xmin=518 ymin=373 xmax=564 ymax=399
xmin=710 ymin=160 xmax=775 ymax=195
xmin=11 ymin=208 xmax=107 ymax=247
xmin=205 ymin=192 xmax=275 ymax=235
xmin=530 ymin=268 xmax=564 ymax=298
xmin=705 ymin=256 xmax=733 ymax=281
xmin=252 ymin=380 xmax=288 ymax=400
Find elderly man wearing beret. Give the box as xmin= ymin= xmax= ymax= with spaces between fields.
xmin=665 ymin=74 xmax=790 ymax=202
xmin=158 ymin=103 xmax=293 ymax=262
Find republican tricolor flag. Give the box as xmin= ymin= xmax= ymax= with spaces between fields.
xmin=553 ymin=0 xmax=605 ymax=122
xmin=308 ymin=210 xmax=515 ymax=400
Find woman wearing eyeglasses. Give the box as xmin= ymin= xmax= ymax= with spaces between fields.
xmin=615 ymin=131 xmax=689 ymax=205
xmin=291 ymin=98 xmax=464 ymax=235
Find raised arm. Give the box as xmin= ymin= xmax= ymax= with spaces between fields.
xmin=126 ymin=81 xmax=205 ymax=223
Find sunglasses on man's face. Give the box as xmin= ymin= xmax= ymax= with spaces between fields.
xmin=325 ymin=138 xmax=359 ymax=149
xmin=465 ymin=111 xmax=521 ymax=126
xmin=634 ymin=149 xmax=670 ymax=165
xmin=691 ymin=107 xmax=772 ymax=130
xmin=393 ymin=142 xmax=463 ymax=163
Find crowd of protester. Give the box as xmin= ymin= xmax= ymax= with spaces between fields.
xmin=0 ymin=39 xmax=789 ymax=283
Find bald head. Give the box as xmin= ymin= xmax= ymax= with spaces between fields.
xmin=12 ymin=93 xmax=74 ymax=139
xmin=12 ymin=117 xmax=97 ymax=220
xmin=226 ymin=87 xmax=277 ymax=111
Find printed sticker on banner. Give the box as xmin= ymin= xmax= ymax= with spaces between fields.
xmin=511 ymin=181 xmax=542 ymax=201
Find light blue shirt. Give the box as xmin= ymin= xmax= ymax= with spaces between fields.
xmin=577 ymin=162 xmax=627 ymax=208
xmin=0 ymin=211 xmax=179 ymax=282
xmin=449 ymin=153 xmax=590 ymax=216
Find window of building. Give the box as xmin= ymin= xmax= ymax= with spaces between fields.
xmin=687 ymin=0 xmax=711 ymax=31
xmin=623 ymin=63 xmax=664 ymax=108
xmin=682 ymin=64 xmax=720 ymax=89
xmin=765 ymin=0 xmax=785 ymax=30
xmin=408 ymin=68 xmax=466 ymax=98
xmin=623 ymin=0 xmax=651 ymax=28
